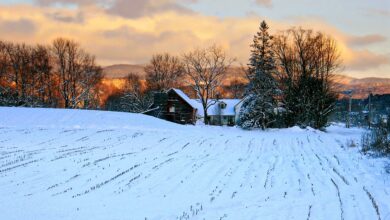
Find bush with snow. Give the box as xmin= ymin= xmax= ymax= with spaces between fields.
xmin=361 ymin=122 xmax=390 ymax=156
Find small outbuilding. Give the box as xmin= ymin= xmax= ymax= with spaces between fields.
xmin=143 ymin=88 xmax=198 ymax=124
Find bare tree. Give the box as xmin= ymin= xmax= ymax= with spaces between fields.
xmin=6 ymin=43 xmax=28 ymax=102
xmin=273 ymin=28 xmax=341 ymax=129
xmin=1 ymin=41 xmax=52 ymax=106
xmin=120 ymin=73 xmax=152 ymax=113
xmin=1 ymin=42 xmax=39 ymax=105
xmin=52 ymin=38 xmax=69 ymax=107
xmin=0 ymin=41 xmax=7 ymax=81
xmin=31 ymin=44 xmax=55 ymax=106
xmin=51 ymin=38 xmax=102 ymax=109
xmin=227 ymin=78 xmax=246 ymax=99
xmin=183 ymin=45 xmax=234 ymax=124
xmin=145 ymin=53 xmax=184 ymax=92
xmin=0 ymin=38 xmax=102 ymax=109
xmin=0 ymin=41 xmax=11 ymax=105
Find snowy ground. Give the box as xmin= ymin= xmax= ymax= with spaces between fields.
xmin=0 ymin=107 xmax=389 ymax=220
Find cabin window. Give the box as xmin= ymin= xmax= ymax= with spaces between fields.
xmin=169 ymin=106 xmax=175 ymax=113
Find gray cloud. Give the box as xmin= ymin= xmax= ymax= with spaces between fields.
xmin=46 ymin=11 xmax=85 ymax=23
xmin=106 ymin=0 xmax=193 ymax=18
xmin=347 ymin=34 xmax=387 ymax=47
xmin=35 ymin=0 xmax=194 ymax=18
xmin=367 ymin=9 xmax=390 ymax=17
xmin=35 ymin=0 xmax=98 ymax=6
xmin=0 ymin=19 xmax=36 ymax=35
xmin=347 ymin=50 xmax=390 ymax=71
xmin=103 ymin=26 xmax=157 ymax=42
xmin=102 ymin=25 xmax=196 ymax=45
xmin=254 ymin=0 xmax=272 ymax=8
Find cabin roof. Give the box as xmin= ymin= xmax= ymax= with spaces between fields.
xmin=169 ymin=88 xmax=198 ymax=109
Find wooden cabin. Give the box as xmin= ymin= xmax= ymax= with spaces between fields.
xmin=144 ymin=88 xmax=197 ymax=124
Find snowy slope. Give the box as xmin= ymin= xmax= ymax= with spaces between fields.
xmin=0 ymin=107 xmax=179 ymax=130
xmin=0 ymin=107 xmax=389 ymax=220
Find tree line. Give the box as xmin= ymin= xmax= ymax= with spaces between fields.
xmin=0 ymin=38 xmax=102 ymax=108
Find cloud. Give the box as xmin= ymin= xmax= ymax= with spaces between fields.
xmin=103 ymin=26 xmax=149 ymax=39
xmin=46 ymin=11 xmax=85 ymax=23
xmin=0 ymin=18 xmax=36 ymax=35
xmin=36 ymin=0 xmax=194 ymax=18
xmin=97 ymin=26 xmax=200 ymax=63
xmin=36 ymin=0 xmax=98 ymax=6
xmin=254 ymin=0 xmax=272 ymax=8
xmin=345 ymin=50 xmax=390 ymax=71
xmin=0 ymin=4 xmax=388 ymax=78
xmin=347 ymin=34 xmax=387 ymax=47
xmin=106 ymin=0 xmax=193 ymax=18
xmin=367 ymin=9 xmax=390 ymax=17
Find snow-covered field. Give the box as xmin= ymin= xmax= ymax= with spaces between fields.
xmin=0 ymin=107 xmax=389 ymax=220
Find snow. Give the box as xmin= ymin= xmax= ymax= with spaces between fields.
xmin=0 ymin=107 xmax=178 ymax=130
xmin=0 ymin=107 xmax=389 ymax=220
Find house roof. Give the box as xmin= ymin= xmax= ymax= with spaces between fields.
xmin=167 ymin=88 xmax=241 ymax=117
xmin=191 ymin=99 xmax=241 ymax=117
xmin=169 ymin=88 xmax=198 ymax=109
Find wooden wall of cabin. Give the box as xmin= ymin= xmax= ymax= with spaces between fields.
xmin=148 ymin=91 xmax=196 ymax=124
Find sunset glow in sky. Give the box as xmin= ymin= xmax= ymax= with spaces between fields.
xmin=0 ymin=0 xmax=389 ymax=78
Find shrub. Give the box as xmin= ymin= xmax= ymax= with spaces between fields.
xmin=361 ymin=122 xmax=390 ymax=156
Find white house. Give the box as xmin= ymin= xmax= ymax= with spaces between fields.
xmin=191 ymin=99 xmax=241 ymax=126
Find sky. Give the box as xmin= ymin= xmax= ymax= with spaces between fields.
xmin=0 ymin=0 xmax=389 ymax=78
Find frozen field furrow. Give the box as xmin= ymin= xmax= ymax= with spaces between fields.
xmin=0 ymin=107 xmax=389 ymax=220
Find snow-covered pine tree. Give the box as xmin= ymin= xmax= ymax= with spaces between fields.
xmin=238 ymin=20 xmax=279 ymax=130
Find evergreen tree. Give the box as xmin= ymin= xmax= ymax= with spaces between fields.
xmin=238 ymin=20 xmax=279 ymax=130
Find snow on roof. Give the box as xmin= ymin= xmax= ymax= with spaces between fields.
xmin=170 ymin=88 xmax=198 ymax=109
xmin=192 ymin=99 xmax=241 ymax=117
xmin=169 ymin=88 xmax=241 ymax=117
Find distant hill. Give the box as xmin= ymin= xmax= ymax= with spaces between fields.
xmin=103 ymin=64 xmax=390 ymax=98
xmin=334 ymin=75 xmax=390 ymax=98
xmin=103 ymin=64 xmax=146 ymax=79
xmin=350 ymin=77 xmax=390 ymax=85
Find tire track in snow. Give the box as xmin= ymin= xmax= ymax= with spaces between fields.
xmin=331 ymin=178 xmax=344 ymax=220
xmin=363 ymin=186 xmax=382 ymax=220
